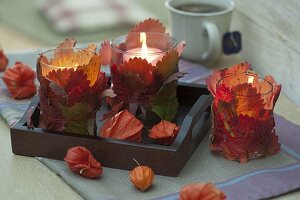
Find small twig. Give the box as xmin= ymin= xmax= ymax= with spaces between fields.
xmin=133 ymin=158 xmax=140 ymax=166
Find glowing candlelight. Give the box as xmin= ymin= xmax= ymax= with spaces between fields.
xmin=248 ymin=76 xmax=254 ymax=84
xmin=123 ymin=32 xmax=162 ymax=65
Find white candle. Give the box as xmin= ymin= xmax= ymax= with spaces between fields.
xmin=123 ymin=32 xmax=162 ymax=65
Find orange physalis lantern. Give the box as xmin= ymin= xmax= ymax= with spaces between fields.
xmin=129 ymin=159 xmax=154 ymax=192
xmin=99 ymin=109 xmax=143 ymax=142
xmin=179 ymin=183 xmax=226 ymax=200
xmin=2 ymin=61 xmax=36 ymax=99
xmin=64 ymin=146 xmax=103 ymax=179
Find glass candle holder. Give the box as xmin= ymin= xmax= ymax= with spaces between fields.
xmin=111 ymin=32 xmax=177 ymax=66
xmin=37 ymin=46 xmax=107 ymax=135
xmin=39 ymin=48 xmax=95 ymax=77
xmin=207 ymin=64 xmax=281 ymax=163
xmin=108 ymin=32 xmax=182 ymax=122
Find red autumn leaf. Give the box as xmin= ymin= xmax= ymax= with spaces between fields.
xmin=216 ymin=84 xmax=233 ymax=103
xmin=64 ymin=146 xmax=103 ymax=179
xmin=38 ymin=89 xmax=66 ymax=131
xmin=26 ymin=106 xmax=36 ymax=129
xmin=0 ymin=49 xmax=8 ymax=72
xmin=148 ymin=120 xmax=180 ymax=145
xmin=155 ymin=48 xmax=179 ymax=79
xmin=36 ymin=38 xmax=108 ymax=134
xmin=232 ymin=83 xmax=266 ymax=119
xmin=206 ymin=62 xmax=251 ymax=97
xmin=57 ymin=38 xmax=77 ymax=49
xmin=176 ymin=40 xmax=186 ymax=57
xmin=208 ymin=62 xmax=281 ymax=163
xmin=65 ymin=71 xmax=90 ymax=104
xmin=126 ymin=18 xmax=168 ymax=51
xmin=179 ymin=183 xmax=226 ymax=200
xmin=211 ymin=114 xmax=280 ymax=163
xmin=111 ymin=58 xmax=164 ymax=104
xmin=264 ymin=75 xmax=282 ymax=110
xmin=2 ymin=61 xmax=36 ymax=99
xmin=99 ymin=109 xmax=143 ymax=142
xmin=129 ymin=18 xmax=166 ymax=34
xmin=119 ymin=58 xmax=161 ymax=88
xmin=99 ymin=40 xmax=112 ymax=66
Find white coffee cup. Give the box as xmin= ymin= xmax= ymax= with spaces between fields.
xmin=165 ymin=0 xmax=235 ymax=64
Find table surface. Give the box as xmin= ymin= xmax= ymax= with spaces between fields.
xmin=1 ymin=23 xmax=300 ymax=200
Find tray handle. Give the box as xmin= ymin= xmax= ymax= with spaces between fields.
xmin=179 ymin=94 xmax=213 ymax=149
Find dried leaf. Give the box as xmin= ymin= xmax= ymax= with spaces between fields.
xmin=2 ymin=61 xmax=36 ymax=99
xmin=0 ymin=49 xmax=9 ymax=72
xmin=99 ymin=40 xmax=112 ymax=66
xmin=26 ymin=106 xmax=36 ymax=129
xmin=151 ymin=99 xmax=179 ymax=122
xmin=45 ymin=68 xmax=72 ymax=88
xmin=211 ymin=114 xmax=280 ymax=163
xmin=51 ymin=38 xmax=77 ymax=67
xmin=99 ymin=109 xmax=143 ymax=142
xmin=77 ymin=54 xmax=101 ymax=86
xmin=232 ymin=83 xmax=266 ymax=119
xmin=207 ymin=62 xmax=281 ymax=163
xmin=57 ymin=38 xmax=77 ymax=49
xmin=164 ymin=72 xmax=186 ymax=84
xmin=150 ymin=81 xmax=178 ymax=121
xmin=176 ymin=40 xmax=186 ymax=57
xmin=87 ymin=43 xmax=97 ymax=52
xmin=111 ymin=58 xmax=163 ymax=104
xmin=37 ymin=39 xmax=108 ymax=134
xmin=129 ymin=18 xmax=166 ymax=34
xmin=148 ymin=120 xmax=180 ymax=145
xmin=216 ymin=84 xmax=233 ymax=103
xmin=130 ymin=160 xmax=154 ymax=192
xmin=38 ymin=88 xmax=66 ymax=131
xmin=179 ymin=183 xmax=226 ymax=200
xmin=64 ymin=146 xmax=103 ymax=179
xmin=156 ymin=49 xmax=179 ymax=79
xmin=126 ymin=18 xmax=168 ymax=51
xmin=206 ymin=62 xmax=251 ymax=97
xmin=59 ymin=101 xmax=96 ymax=134
xmin=264 ymin=75 xmax=281 ymax=110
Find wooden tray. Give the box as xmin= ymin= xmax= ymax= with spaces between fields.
xmin=10 ymin=84 xmax=212 ymax=177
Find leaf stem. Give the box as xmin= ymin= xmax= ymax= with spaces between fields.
xmin=132 ymin=158 xmax=140 ymax=166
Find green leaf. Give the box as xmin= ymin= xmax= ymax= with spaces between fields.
xmin=156 ymin=49 xmax=179 ymax=79
xmin=151 ymin=81 xmax=179 ymax=121
xmin=59 ymin=102 xmax=95 ymax=134
xmin=151 ymin=81 xmax=177 ymax=105
xmin=152 ymin=98 xmax=179 ymax=121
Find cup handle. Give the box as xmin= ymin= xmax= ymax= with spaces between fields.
xmin=201 ymin=22 xmax=222 ymax=62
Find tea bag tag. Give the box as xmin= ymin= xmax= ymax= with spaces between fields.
xmin=222 ymin=31 xmax=242 ymax=54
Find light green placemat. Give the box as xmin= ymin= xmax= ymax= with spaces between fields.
xmin=38 ymin=134 xmax=296 ymax=200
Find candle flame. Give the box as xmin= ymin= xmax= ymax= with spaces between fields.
xmin=248 ymin=76 xmax=254 ymax=84
xmin=140 ymin=32 xmax=148 ymax=56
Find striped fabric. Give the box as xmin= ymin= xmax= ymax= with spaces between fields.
xmin=0 ymin=87 xmax=31 ymax=127
xmin=37 ymin=0 xmax=157 ymax=33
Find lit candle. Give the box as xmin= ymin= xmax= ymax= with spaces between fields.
xmin=123 ymin=32 xmax=162 ymax=65
xmin=248 ymin=76 xmax=254 ymax=84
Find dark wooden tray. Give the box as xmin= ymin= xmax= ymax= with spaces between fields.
xmin=10 ymin=84 xmax=212 ymax=177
